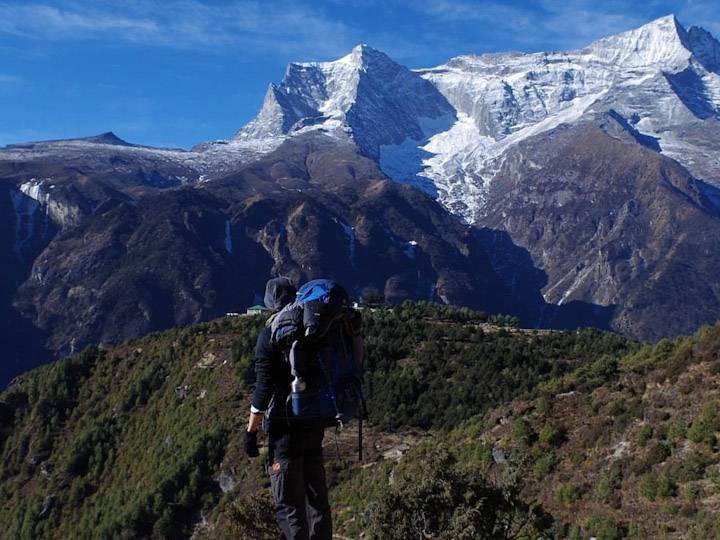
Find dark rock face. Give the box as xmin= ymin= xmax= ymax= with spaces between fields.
xmin=477 ymin=113 xmax=720 ymax=341
xmin=0 ymin=182 xmax=54 ymax=385
xmin=8 ymin=136 xmax=504 ymax=360
xmin=1 ymin=135 xmax=611 ymax=385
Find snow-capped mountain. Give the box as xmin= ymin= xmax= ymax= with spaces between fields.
xmin=3 ymin=13 xmax=720 ymax=385
xmin=418 ymin=15 xmax=720 ymax=220
xmin=5 ymin=14 xmax=718 ymax=222
xmin=228 ymin=14 xmax=720 ymax=221
xmin=233 ymin=44 xmax=456 ymax=169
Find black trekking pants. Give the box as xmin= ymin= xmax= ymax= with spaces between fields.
xmin=267 ymin=421 xmax=332 ymax=540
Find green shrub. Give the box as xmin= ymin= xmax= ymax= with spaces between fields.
xmin=586 ymin=515 xmax=622 ymax=540
xmin=632 ymin=442 xmax=671 ymax=475
xmin=683 ymin=484 xmax=701 ymax=503
xmin=639 ymin=471 xmax=676 ymax=501
xmin=533 ymin=451 xmax=557 ymax=480
xmin=536 ymin=396 xmax=551 ymax=415
xmin=709 ymin=466 xmax=720 ymax=494
xmin=664 ymin=502 xmax=680 ymax=515
xmin=569 ymin=449 xmax=585 ymax=465
xmin=203 ymin=493 xmax=281 ymax=540
xmin=598 ymin=465 xmax=622 ymax=504
xmin=674 ymin=451 xmax=713 ymax=482
xmin=556 ymin=483 xmax=581 ymax=505
xmin=667 ymin=420 xmax=688 ymax=443
xmin=365 ymin=448 xmax=552 ymax=540
xmin=513 ymin=419 xmax=536 ymax=447
xmin=539 ymin=424 xmax=567 ymax=447
xmin=639 ymin=472 xmax=658 ymax=501
xmin=637 ymin=424 xmax=653 ymax=446
xmin=687 ymin=403 xmax=719 ymax=447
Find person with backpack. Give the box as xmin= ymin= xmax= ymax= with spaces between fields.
xmin=244 ymin=277 xmax=364 ymax=540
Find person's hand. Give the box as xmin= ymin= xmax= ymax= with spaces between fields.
xmin=247 ymin=411 xmax=263 ymax=433
xmin=243 ymin=431 xmax=259 ymax=458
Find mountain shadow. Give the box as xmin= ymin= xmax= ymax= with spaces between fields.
xmin=476 ymin=227 xmax=616 ymax=331
xmin=665 ymin=67 xmax=719 ymax=119
xmin=0 ymin=183 xmax=55 ymax=387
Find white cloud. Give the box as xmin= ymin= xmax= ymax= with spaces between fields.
xmin=0 ymin=1 xmax=354 ymax=58
xmin=0 ymin=1 xmax=718 ymax=66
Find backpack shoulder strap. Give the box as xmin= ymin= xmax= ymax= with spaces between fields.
xmin=343 ymin=308 xmax=363 ymax=337
xmin=265 ymin=311 xmax=279 ymax=328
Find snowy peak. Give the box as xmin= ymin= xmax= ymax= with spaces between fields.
xmin=239 ymin=44 xmax=400 ymax=140
xmin=586 ymin=14 xmax=691 ymax=69
xmin=299 ymin=44 xmax=393 ymax=72
xmin=234 ymin=43 xmax=455 ymax=158
xmin=228 ymin=16 xmax=720 ymax=223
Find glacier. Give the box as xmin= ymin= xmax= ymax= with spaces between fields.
xmin=217 ymin=14 xmax=720 ymax=223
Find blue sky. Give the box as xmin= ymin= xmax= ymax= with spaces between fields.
xmin=0 ymin=0 xmax=718 ymax=149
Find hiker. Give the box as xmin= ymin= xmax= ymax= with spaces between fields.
xmin=245 ymin=277 xmax=363 ymax=540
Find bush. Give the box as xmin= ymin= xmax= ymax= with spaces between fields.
xmin=513 ymin=419 xmax=536 ymax=447
xmin=569 ymin=449 xmax=585 ymax=465
xmin=674 ymin=451 xmax=713 ymax=482
xmin=539 ymin=424 xmax=567 ymax=448
xmin=632 ymin=442 xmax=670 ymax=475
xmin=687 ymin=404 xmax=719 ymax=447
xmin=203 ymin=493 xmax=282 ymax=540
xmin=556 ymin=483 xmax=581 ymax=505
xmin=639 ymin=471 xmax=676 ymax=501
xmin=586 ymin=515 xmax=622 ymax=540
xmin=637 ymin=424 xmax=653 ymax=447
xmin=667 ymin=420 xmax=688 ymax=444
xmin=536 ymin=396 xmax=551 ymax=415
xmin=639 ymin=472 xmax=658 ymax=501
xmin=365 ymin=449 xmax=552 ymax=540
xmin=598 ymin=465 xmax=622 ymax=505
xmin=533 ymin=451 xmax=557 ymax=480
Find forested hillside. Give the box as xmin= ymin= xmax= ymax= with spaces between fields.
xmin=0 ymin=302 xmax=655 ymax=539
xmin=332 ymin=320 xmax=720 ymax=539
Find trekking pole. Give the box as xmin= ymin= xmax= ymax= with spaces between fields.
xmin=358 ymin=412 xmax=363 ymax=462
xmin=358 ymin=341 xmax=368 ymax=463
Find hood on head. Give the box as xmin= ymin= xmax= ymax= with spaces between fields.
xmin=264 ymin=277 xmax=297 ymax=311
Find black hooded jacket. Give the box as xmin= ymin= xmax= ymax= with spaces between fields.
xmin=251 ymin=326 xmax=292 ymax=415
xmin=251 ymin=277 xmax=296 ymax=416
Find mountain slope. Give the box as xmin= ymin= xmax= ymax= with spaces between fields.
xmin=7 ymin=302 xmax=720 ymax=538
xmin=414 ymin=14 xmax=720 ymax=218
xmin=0 ymin=303 xmax=635 ymax=539
xmin=331 ymin=318 xmax=720 ymax=539
xmin=478 ymin=112 xmax=720 ymax=340
xmin=9 ymin=135 xmax=558 ymax=367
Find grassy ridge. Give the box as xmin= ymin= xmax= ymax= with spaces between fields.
xmin=331 ymin=322 xmax=720 ymax=539
xmin=0 ymin=317 xmax=264 ymax=539
xmin=0 ymin=303 xmax=637 ymax=539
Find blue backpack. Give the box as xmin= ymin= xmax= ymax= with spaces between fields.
xmin=270 ymin=279 xmax=364 ymax=427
